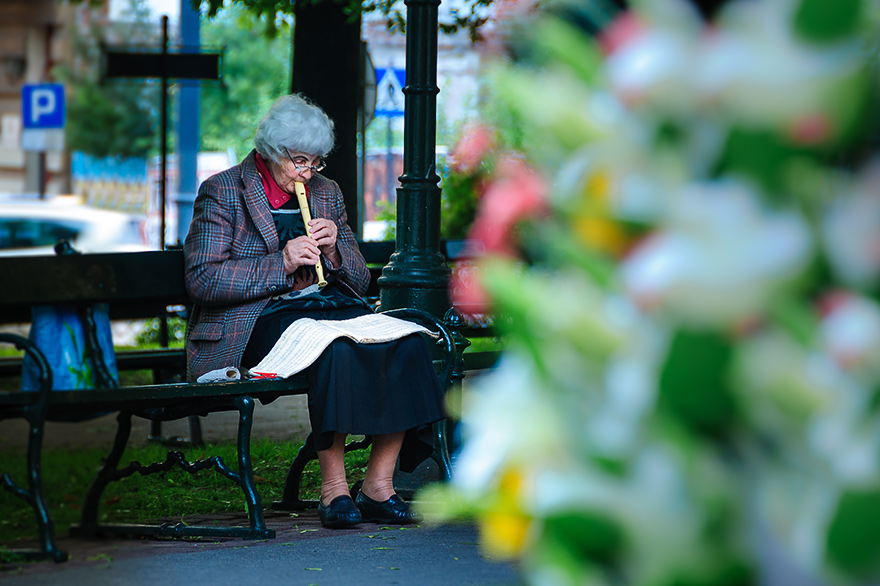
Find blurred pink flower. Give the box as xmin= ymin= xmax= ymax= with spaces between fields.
xmin=598 ymin=12 xmax=645 ymax=56
xmin=467 ymin=157 xmax=548 ymax=257
xmin=816 ymin=289 xmax=851 ymax=319
xmin=449 ymin=159 xmax=547 ymax=316
xmin=492 ymin=0 xmax=540 ymax=23
xmin=788 ymin=113 xmax=832 ymax=145
xmin=450 ymin=125 xmax=496 ymax=175
xmin=449 ymin=261 xmax=490 ymax=316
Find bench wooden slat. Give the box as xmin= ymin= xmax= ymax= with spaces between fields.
xmin=0 ymin=348 xmax=187 ymax=378
xmin=112 ymin=348 xmax=186 ymax=371
xmin=0 ymin=250 xmax=188 ymax=323
xmin=1 ymin=377 xmax=307 ymax=415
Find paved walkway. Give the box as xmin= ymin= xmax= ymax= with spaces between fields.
xmin=0 ymin=510 xmax=521 ymax=585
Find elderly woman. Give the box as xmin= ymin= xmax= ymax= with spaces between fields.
xmin=183 ymin=94 xmax=445 ymax=528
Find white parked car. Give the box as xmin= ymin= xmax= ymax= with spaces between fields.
xmin=0 ymin=200 xmax=149 ymax=256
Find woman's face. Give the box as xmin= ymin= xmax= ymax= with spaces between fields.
xmin=270 ymin=150 xmax=325 ymax=194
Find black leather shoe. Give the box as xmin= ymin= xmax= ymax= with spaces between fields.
xmin=355 ymin=491 xmax=423 ymax=525
xmin=318 ymin=495 xmax=362 ymax=528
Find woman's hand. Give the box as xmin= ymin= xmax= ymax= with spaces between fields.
xmin=308 ymin=218 xmax=342 ymax=267
xmin=282 ymin=236 xmax=322 ymax=275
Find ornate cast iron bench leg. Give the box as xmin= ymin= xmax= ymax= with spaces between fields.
xmin=431 ymin=420 xmax=453 ymax=481
xmin=0 ymin=399 xmax=68 ymax=562
xmin=72 ymin=411 xmax=134 ymax=537
xmin=272 ymin=432 xmax=318 ymax=510
xmin=232 ymin=395 xmax=273 ymax=537
xmin=72 ymin=396 xmax=274 ymax=540
xmin=0 ymin=333 xmax=67 ymax=562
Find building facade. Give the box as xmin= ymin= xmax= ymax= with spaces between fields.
xmin=0 ymin=0 xmax=75 ymax=197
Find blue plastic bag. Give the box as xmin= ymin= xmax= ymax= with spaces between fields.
xmin=21 ymin=304 xmax=119 ymax=392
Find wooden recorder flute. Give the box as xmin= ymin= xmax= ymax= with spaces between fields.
xmin=294 ymin=181 xmax=328 ymax=288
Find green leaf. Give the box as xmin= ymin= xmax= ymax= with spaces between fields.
xmin=655 ymin=556 xmax=753 ymax=586
xmin=793 ymin=0 xmax=862 ymax=43
xmin=658 ymin=329 xmax=737 ymax=436
xmin=714 ymin=130 xmax=806 ymax=198
xmin=531 ymin=16 xmax=603 ymax=83
xmin=767 ymin=299 xmax=818 ymax=346
xmin=826 ymin=486 xmax=880 ymax=579
xmin=541 ymin=510 xmax=624 ymax=563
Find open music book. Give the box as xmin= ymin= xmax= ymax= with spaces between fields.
xmin=248 ymin=313 xmax=435 ymax=378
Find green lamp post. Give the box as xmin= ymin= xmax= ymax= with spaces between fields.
xmin=378 ymin=0 xmax=451 ymax=318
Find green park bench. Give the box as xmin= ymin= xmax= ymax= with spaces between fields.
xmin=0 ymin=244 xmax=460 ymax=562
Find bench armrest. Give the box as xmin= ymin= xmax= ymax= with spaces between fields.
xmin=379 ymin=308 xmax=456 ymax=391
xmin=0 ymin=333 xmax=52 ymax=402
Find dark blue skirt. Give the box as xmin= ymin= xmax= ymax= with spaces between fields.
xmin=242 ymin=304 xmax=446 ymax=472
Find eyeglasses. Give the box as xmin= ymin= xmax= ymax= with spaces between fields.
xmin=285 ymin=149 xmax=325 ymax=173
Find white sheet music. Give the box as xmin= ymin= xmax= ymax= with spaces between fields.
xmin=249 ymin=313 xmax=434 ymax=378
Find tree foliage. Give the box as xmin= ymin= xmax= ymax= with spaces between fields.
xmin=197 ymin=0 xmax=493 ymax=41
xmin=54 ymin=0 xmax=160 ymax=158
xmin=197 ymin=3 xmax=292 ymax=158
xmin=60 ymin=0 xmax=292 ymax=161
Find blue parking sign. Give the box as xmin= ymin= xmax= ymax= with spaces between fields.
xmin=22 ymin=84 xmax=65 ymax=129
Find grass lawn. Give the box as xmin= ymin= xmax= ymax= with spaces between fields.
xmin=0 ymin=438 xmax=370 ymax=546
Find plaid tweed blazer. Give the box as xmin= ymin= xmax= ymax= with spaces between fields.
xmin=183 ymin=150 xmax=371 ymax=381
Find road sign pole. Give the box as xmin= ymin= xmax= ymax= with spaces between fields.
xmin=386 ymin=114 xmax=394 ymax=206
xmin=38 ymin=152 xmax=46 ymax=200
xmin=21 ymin=83 xmax=66 ymax=198
xmin=176 ymin=0 xmax=201 ymax=247
xmin=159 ymin=16 xmax=169 ymax=252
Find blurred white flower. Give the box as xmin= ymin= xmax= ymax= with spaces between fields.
xmin=452 ymin=354 xmax=568 ymax=495
xmin=733 ymin=328 xmax=839 ymax=428
xmin=585 ymin=309 xmax=665 ymax=456
xmin=699 ymin=0 xmax=864 ymax=139
xmin=602 ymin=0 xmax=704 ymax=108
xmin=555 ymin=136 xmax=676 ymax=227
xmin=606 ymin=0 xmax=864 ymax=144
xmin=821 ymin=162 xmax=880 ymax=289
xmin=604 ymin=22 xmax=698 ymax=110
xmin=820 ymin=292 xmax=880 ymax=376
xmin=807 ymin=368 xmax=880 ymax=483
xmin=620 ymin=181 xmax=812 ymax=325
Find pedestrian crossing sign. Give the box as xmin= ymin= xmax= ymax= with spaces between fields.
xmin=375 ymin=68 xmax=406 ymax=117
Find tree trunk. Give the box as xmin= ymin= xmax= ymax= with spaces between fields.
xmin=291 ymin=1 xmax=362 ymax=237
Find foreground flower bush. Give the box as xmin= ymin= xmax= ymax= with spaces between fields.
xmin=422 ymin=1 xmax=880 ymax=585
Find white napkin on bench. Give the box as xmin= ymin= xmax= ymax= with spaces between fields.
xmin=196 ymin=366 xmax=241 ymax=383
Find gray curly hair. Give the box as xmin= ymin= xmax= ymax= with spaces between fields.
xmin=254 ymin=94 xmax=335 ymax=165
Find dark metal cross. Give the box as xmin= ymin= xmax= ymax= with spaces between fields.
xmin=102 ymin=15 xmax=221 ymax=251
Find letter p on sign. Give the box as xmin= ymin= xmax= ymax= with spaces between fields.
xmin=22 ymin=84 xmax=65 ymax=129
